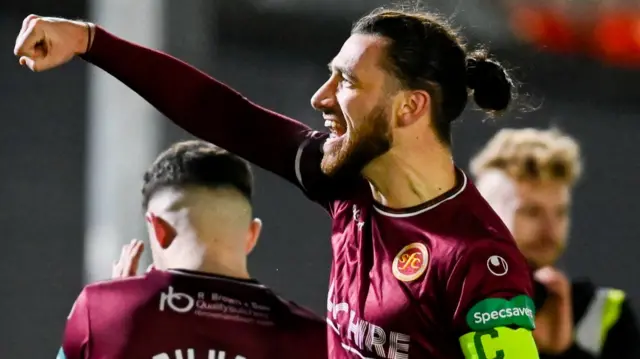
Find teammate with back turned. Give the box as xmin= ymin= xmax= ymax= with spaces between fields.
xmin=56 ymin=141 xmax=327 ymax=359
xmin=16 ymin=7 xmax=538 ymax=359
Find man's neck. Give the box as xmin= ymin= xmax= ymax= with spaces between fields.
xmin=195 ymin=260 xmax=251 ymax=280
xmin=162 ymin=241 xmax=251 ymax=280
xmin=167 ymin=260 xmax=250 ymax=279
xmin=363 ymin=142 xmax=457 ymax=209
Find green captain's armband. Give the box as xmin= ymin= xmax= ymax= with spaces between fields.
xmin=460 ymin=295 xmax=538 ymax=358
xmin=459 ymin=327 xmax=539 ymax=359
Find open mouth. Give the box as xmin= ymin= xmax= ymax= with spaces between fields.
xmin=324 ymin=119 xmax=347 ymax=140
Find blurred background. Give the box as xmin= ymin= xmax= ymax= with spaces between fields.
xmin=1 ymin=0 xmax=639 ymax=357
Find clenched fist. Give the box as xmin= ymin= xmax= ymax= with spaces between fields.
xmin=13 ymin=14 xmax=94 ymax=72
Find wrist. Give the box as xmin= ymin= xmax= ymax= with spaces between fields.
xmin=72 ymin=21 xmax=95 ymax=55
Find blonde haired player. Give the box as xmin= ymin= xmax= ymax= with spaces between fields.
xmin=471 ymin=128 xmax=639 ymax=358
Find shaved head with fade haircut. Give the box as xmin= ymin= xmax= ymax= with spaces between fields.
xmin=142 ymin=140 xmax=262 ymax=277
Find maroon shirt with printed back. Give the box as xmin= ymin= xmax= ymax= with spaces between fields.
xmin=79 ymin=28 xmax=534 ymax=358
xmin=59 ymin=269 xmax=327 ymax=359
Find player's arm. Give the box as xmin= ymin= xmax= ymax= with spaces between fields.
xmin=57 ymin=289 xmax=90 ymax=359
xmin=82 ymin=27 xmax=331 ymax=197
xmin=446 ymin=240 xmax=539 ymax=359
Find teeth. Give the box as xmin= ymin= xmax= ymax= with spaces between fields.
xmin=324 ymin=119 xmax=347 ymax=138
xmin=325 ymin=121 xmax=337 ymax=134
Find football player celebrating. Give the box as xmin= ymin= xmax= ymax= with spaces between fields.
xmin=18 ymin=9 xmax=537 ymax=358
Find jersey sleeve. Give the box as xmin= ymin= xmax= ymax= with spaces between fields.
xmin=58 ymin=289 xmax=91 ymax=359
xmin=82 ymin=27 xmax=335 ymax=202
xmin=445 ymin=239 xmax=538 ymax=358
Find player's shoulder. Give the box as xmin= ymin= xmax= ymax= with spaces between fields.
xmin=84 ymin=274 xmax=149 ymax=292
xmin=452 ymin=235 xmax=529 ymax=280
xmin=458 ymin=235 xmax=521 ymax=258
xmin=437 ymin=192 xmax=528 ymax=280
xmin=82 ymin=271 xmax=170 ymax=301
xmin=433 ymin=170 xmax=516 ymax=248
xmin=450 ymin=175 xmax=521 ymax=250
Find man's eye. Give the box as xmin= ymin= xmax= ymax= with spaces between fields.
xmin=340 ymin=78 xmax=353 ymax=87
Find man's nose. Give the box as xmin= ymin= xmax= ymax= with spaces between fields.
xmin=311 ymin=78 xmax=336 ymax=111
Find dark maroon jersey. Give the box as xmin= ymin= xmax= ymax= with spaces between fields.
xmin=311 ymin=169 xmax=533 ymax=358
xmin=58 ymin=269 xmax=327 ymax=359
xmin=81 ymin=28 xmax=534 ymax=358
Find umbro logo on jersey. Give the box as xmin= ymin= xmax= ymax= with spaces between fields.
xmin=487 ymin=255 xmax=509 ymax=276
xmin=392 ymin=242 xmax=429 ymax=282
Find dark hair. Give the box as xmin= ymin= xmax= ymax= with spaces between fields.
xmin=352 ymin=7 xmax=515 ymax=144
xmin=142 ymin=140 xmax=253 ymax=208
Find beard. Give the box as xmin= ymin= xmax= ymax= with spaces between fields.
xmin=320 ymin=103 xmax=392 ymax=179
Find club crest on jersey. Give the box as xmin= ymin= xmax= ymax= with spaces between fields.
xmin=392 ymin=242 xmax=429 ymax=282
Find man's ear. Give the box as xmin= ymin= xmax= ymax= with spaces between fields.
xmin=245 ymin=218 xmax=262 ymax=255
xmin=147 ymin=213 xmax=177 ymax=249
xmin=395 ymin=89 xmax=431 ymax=128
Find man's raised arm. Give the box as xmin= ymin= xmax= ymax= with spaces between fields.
xmin=14 ymin=17 xmax=327 ymax=188
xmin=83 ymin=26 xmax=319 ymax=185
